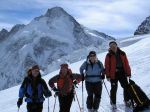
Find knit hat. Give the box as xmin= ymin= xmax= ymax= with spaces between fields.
xmin=109 ymin=41 xmax=117 ymax=46
xmin=60 ymin=63 xmax=68 ymax=69
xmin=89 ymin=51 xmax=96 ymax=56
xmin=32 ymin=65 xmax=40 ymax=70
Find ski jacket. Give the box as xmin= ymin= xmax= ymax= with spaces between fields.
xmin=105 ymin=48 xmax=131 ymax=79
xmin=80 ymin=59 xmax=104 ymax=82
xmin=18 ymin=75 xmax=50 ymax=103
xmin=49 ymin=69 xmax=81 ymax=96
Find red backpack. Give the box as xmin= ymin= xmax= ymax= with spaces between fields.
xmin=57 ymin=69 xmax=74 ymax=95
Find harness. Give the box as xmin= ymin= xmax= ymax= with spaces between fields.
xmin=85 ymin=60 xmax=103 ymax=78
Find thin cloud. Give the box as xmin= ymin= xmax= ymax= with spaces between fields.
xmin=0 ymin=0 xmax=149 ymax=38
xmin=0 ymin=22 xmax=14 ymax=30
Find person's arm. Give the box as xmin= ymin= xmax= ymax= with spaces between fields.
xmin=18 ymin=77 xmax=27 ymax=98
xmin=72 ymin=73 xmax=82 ymax=83
xmin=41 ymin=79 xmax=52 ymax=97
xmin=99 ymin=61 xmax=105 ymax=79
xmin=80 ymin=61 xmax=87 ymax=74
xmin=80 ymin=61 xmax=87 ymax=81
xmin=48 ymin=75 xmax=59 ymax=89
xmin=48 ymin=75 xmax=60 ymax=96
xmin=124 ymin=53 xmax=131 ymax=77
xmin=17 ymin=77 xmax=27 ymax=108
xmin=105 ymin=54 xmax=110 ymax=78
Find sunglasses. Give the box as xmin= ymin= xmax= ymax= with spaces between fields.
xmin=90 ymin=54 xmax=96 ymax=57
xmin=109 ymin=43 xmax=117 ymax=47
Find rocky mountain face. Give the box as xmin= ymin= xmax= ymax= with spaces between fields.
xmin=0 ymin=29 xmax=9 ymax=41
xmin=134 ymin=16 xmax=150 ymax=35
xmin=0 ymin=7 xmax=114 ymax=90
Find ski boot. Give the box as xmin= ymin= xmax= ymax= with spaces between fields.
xmin=112 ymin=104 xmax=117 ymax=109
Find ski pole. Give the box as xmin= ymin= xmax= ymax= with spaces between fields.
xmin=102 ymin=80 xmax=113 ymax=104
xmin=48 ymin=97 xmax=49 ymax=112
xmin=74 ymin=90 xmax=82 ymax=112
xmin=17 ymin=108 xmax=19 ymax=112
xmin=81 ymin=80 xmax=84 ymax=112
xmin=53 ymin=95 xmax=57 ymax=112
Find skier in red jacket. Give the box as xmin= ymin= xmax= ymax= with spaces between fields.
xmin=105 ymin=41 xmax=131 ymax=109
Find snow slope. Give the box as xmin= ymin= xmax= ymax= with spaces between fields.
xmin=0 ymin=35 xmax=150 ymax=112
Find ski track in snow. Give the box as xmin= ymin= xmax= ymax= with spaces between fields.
xmin=1 ymin=35 xmax=150 ymax=112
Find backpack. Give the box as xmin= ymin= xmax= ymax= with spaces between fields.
xmin=128 ymin=79 xmax=150 ymax=105
xmin=128 ymin=79 xmax=150 ymax=111
xmin=57 ymin=69 xmax=74 ymax=94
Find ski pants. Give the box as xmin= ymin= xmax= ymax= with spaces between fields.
xmin=27 ymin=102 xmax=43 ymax=112
xmin=58 ymin=92 xmax=74 ymax=112
xmin=85 ymin=81 xmax=102 ymax=109
xmin=110 ymin=70 xmax=130 ymax=104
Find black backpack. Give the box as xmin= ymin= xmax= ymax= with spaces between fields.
xmin=128 ymin=79 xmax=150 ymax=111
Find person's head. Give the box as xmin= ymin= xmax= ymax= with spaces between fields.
xmin=60 ymin=63 xmax=68 ymax=76
xmin=88 ymin=51 xmax=97 ymax=63
xmin=31 ymin=65 xmax=40 ymax=78
xmin=109 ymin=41 xmax=118 ymax=53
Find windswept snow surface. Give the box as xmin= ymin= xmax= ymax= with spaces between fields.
xmin=1 ymin=35 xmax=150 ymax=112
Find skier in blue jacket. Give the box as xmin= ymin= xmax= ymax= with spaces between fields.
xmin=80 ymin=51 xmax=105 ymax=112
xmin=17 ymin=65 xmax=51 ymax=112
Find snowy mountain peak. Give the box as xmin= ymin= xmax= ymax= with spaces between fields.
xmin=9 ymin=24 xmax=25 ymax=35
xmin=134 ymin=16 xmax=150 ymax=35
xmin=0 ymin=28 xmax=8 ymax=33
xmin=0 ymin=28 xmax=9 ymax=41
xmin=0 ymin=7 xmax=114 ymax=90
xmin=45 ymin=7 xmax=68 ymax=18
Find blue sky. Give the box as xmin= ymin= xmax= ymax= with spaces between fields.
xmin=0 ymin=0 xmax=150 ymax=38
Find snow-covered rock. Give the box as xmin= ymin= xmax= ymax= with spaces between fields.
xmin=0 ymin=29 xmax=9 ymax=41
xmin=134 ymin=16 xmax=150 ymax=35
xmin=0 ymin=7 xmax=114 ymax=90
xmin=9 ymin=24 xmax=25 ymax=36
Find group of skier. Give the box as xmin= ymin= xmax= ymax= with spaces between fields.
xmin=17 ymin=41 xmax=133 ymax=112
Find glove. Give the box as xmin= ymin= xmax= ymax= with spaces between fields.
xmin=81 ymin=74 xmax=85 ymax=81
xmin=101 ymin=74 xmax=105 ymax=80
xmin=45 ymin=91 xmax=52 ymax=98
xmin=73 ymin=80 xmax=78 ymax=88
xmin=53 ymin=87 xmax=59 ymax=96
xmin=73 ymin=80 xmax=78 ymax=85
xmin=127 ymin=76 xmax=131 ymax=82
xmin=17 ymin=98 xmax=23 ymax=108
